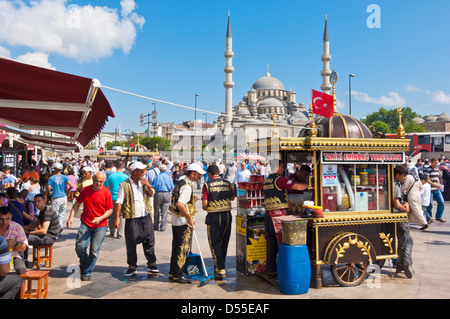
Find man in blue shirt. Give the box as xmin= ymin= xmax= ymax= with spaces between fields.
xmin=145 ymin=161 xmax=160 ymax=185
xmin=47 ymin=163 xmax=73 ymax=230
xmin=105 ymin=160 xmax=129 ymax=238
xmin=151 ymin=164 xmax=174 ymax=231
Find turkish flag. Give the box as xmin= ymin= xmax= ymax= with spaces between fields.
xmin=130 ymin=140 xmax=135 ymax=147
xmin=311 ymin=89 xmax=334 ymax=118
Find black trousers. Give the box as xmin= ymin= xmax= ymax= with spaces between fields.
xmin=264 ymin=214 xmax=278 ymax=274
xmin=206 ymin=211 xmax=232 ymax=273
xmin=124 ymin=214 xmax=157 ymax=268
xmin=170 ymin=224 xmax=192 ymax=279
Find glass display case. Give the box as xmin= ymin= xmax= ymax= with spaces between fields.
xmin=321 ymin=163 xmax=389 ymax=213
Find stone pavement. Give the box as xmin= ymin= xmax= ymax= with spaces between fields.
xmin=35 ymin=188 xmax=450 ymax=300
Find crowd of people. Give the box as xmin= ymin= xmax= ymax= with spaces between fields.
xmin=0 ymin=152 xmax=449 ymax=298
xmin=392 ymin=155 xmax=450 ymax=279
xmin=0 ymin=153 xmax=256 ymax=297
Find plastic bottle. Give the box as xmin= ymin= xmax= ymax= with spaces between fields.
xmin=9 ymin=248 xmax=14 ymax=272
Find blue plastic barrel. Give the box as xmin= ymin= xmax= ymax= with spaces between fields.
xmin=277 ymin=244 xmax=311 ymax=295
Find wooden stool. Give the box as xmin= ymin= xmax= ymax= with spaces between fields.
xmin=20 ymin=270 xmax=49 ymax=299
xmin=32 ymin=245 xmax=53 ymax=269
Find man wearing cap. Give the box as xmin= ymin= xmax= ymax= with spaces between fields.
xmin=0 ymin=236 xmax=23 ymax=299
xmin=168 ymin=162 xmax=205 ymax=283
xmin=47 ymin=163 xmax=73 ymax=230
xmin=151 ymin=164 xmax=174 ymax=231
xmin=115 ymin=162 xmax=159 ymax=277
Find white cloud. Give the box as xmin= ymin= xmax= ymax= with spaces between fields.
xmin=0 ymin=45 xmax=10 ymax=58
xmin=336 ymin=98 xmax=345 ymax=109
xmin=405 ymin=84 xmax=421 ymax=92
xmin=431 ymin=90 xmax=450 ymax=104
xmin=351 ymin=90 xmax=406 ymax=106
xmin=15 ymin=52 xmax=56 ymax=70
xmin=0 ymin=0 xmax=145 ymax=63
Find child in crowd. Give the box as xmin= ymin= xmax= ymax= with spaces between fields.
xmin=419 ymin=173 xmax=433 ymax=224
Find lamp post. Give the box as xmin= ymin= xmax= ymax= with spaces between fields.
xmin=152 ymin=103 xmax=156 ymax=137
xmin=194 ymin=93 xmax=200 ymax=135
xmin=349 ymin=74 xmax=355 ymax=115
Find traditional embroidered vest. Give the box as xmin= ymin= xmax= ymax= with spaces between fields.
xmin=205 ymin=177 xmax=232 ymax=213
xmin=119 ymin=179 xmax=153 ymax=220
xmin=263 ymin=173 xmax=289 ymax=210
xmin=169 ymin=178 xmax=197 ymax=217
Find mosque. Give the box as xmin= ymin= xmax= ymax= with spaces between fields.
xmin=214 ymin=15 xmax=333 ymax=143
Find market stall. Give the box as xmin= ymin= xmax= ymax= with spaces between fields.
xmin=248 ymin=77 xmax=410 ymax=288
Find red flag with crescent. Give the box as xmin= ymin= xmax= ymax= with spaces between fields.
xmin=311 ymin=89 xmax=334 ymax=118
xmin=130 ymin=140 xmax=135 ymax=148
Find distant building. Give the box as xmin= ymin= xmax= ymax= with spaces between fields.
xmin=413 ymin=113 xmax=450 ymax=132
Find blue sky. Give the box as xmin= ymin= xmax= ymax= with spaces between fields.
xmin=1 ymin=0 xmax=450 ymax=133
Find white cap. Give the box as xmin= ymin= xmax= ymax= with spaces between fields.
xmin=53 ymin=163 xmax=63 ymax=170
xmin=129 ymin=162 xmax=147 ymax=172
xmin=187 ymin=162 xmax=206 ymax=175
xmin=160 ymin=164 xmax=167 ymax=172
xmin=83 ymin=166 xmax=93 ymax=172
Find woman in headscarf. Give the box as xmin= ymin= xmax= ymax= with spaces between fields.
xmin=401 ymin=174 xmax=428 ymax=230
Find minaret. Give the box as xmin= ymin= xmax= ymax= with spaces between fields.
xmin=223 ymin=12 xmax=234 ymax=137
xmin=320 ymin=15 xmax=332 ymax=94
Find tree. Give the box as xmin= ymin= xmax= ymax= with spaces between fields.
xmin=362 ymin=107 xmax=427 ymax=134
xmin=132 ymin=136 xmax=171 ymax=151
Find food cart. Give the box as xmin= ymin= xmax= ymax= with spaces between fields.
xmin=248 ymin=77 xmax=410 ymax=288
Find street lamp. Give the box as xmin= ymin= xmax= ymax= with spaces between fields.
xmin=195 ymin=93 xmax=200 ymax=134
xmin=349 ymin=74 xmax=355 ymax=115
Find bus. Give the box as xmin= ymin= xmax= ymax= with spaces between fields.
xmin=386 ymin=132 xmax=450 ymax=156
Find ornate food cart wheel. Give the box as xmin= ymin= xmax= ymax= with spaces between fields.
xmin=330 ymin=261 xmax=369 ymax=287
xmin=324 ymin=232 xmax=374 ymax=287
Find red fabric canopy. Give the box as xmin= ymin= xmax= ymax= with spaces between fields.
xmin=0 ymin=57 xmax=115 ymax=148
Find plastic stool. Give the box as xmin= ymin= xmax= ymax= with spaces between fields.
xmin=20 ymin=270 xmax=49 ymax=299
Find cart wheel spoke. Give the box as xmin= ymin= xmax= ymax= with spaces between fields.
xmin=331 ymin=262 xmax=369 ymax=287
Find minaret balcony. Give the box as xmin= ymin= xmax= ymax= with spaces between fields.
xmin=224 ymin=66 xmax=235 ymax=73
xmin=223 ymin=81 xmax=235 ymax=88
xmin=224 ymin=51 xmax=234 ymax=58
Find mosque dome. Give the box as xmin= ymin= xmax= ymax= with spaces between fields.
xmin=437 ymin=113 xmax=450 ymax=122
xmin=412 ymin=117 xmax=425 ymax=124
xmin=252 ymin=75 xmax=285 ymax=91
xmin=258 ymin=98 xmax=285 ymax=107
xmin=288 ymin=111 xmax=309 ymax=126
xmin=235 ymin=107 xmax=250 ymax=116
xmin=299 ymin=114 xmax=372 ymax=139
xmin=425 ymin=115 xmax=438 ymax=122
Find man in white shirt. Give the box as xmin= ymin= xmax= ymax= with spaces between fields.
xmin=233 ymin=162 xmax=251 ymax=184
xmin=115 ymin=162 xmax=158 ymax=277
xmin=168 ymin=163 xmax=205 ymax=283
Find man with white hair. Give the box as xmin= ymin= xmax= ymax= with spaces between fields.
xmin=67 ymin=171 xmax=113 ymax=281
xmin=151 ymin=164 xmax=174 ymax=231
xmin=115 ymin=162 xmax=159 ymax=277
xmin=47 ymin=162 xmax=73 ymax=229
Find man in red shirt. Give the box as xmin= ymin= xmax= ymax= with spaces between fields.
xmin=67 ymin=171 xmax=113 ymax=281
